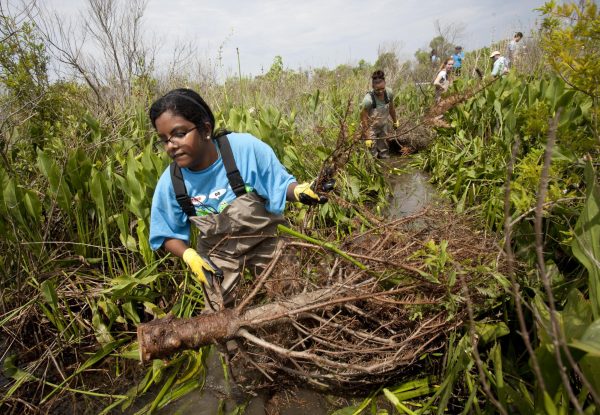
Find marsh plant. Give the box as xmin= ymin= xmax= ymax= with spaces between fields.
xmin=0 ymin=1 xmax=599 ymax=414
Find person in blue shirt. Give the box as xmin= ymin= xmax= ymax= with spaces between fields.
xmin=452 ymin=46 xmax=464 ymax=76
xmin=148 ymin=88 xmax=326 ymax=309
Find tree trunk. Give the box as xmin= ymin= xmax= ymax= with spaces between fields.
xmin=137 ymin=287 xmax=340 ymax=362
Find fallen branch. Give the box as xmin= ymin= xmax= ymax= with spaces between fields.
xmin=136 ymin=207 xmax=506 ymax=392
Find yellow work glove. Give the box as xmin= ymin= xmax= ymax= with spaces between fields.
xmin=182 ymin=248 xmax=214 ymax=285
xmin=365 ymin=139 xmax=374 ymax=149
xmin=294 ymin=182 xmax=328 ymax=205
xmin=393 ymin=120 xmax=400 ymax=129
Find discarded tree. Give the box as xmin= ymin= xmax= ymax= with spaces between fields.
xmin=137 ymin=207 xmax=506 ymax=392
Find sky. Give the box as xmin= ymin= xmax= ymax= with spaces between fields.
xmin=43 ymin=0 xmax=543 ymax=78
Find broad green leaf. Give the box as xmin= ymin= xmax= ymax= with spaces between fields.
xmin=535 ymin=344 xmax=562 ymax=397
xmin=493 ymin=99 xmax=503 ymax=121
xmin=503 ymin=381 xmax=534 ymax=413
xmin=383 ymin=388 xmax=416 ymax=414
xmin=40 ymin=279 xmax=60 ymax=313
xmin=533 ymin=294 xmax=553 ymax=345
xmin=37 ymin=150 xmax=73 ymax=212
xmin=92 ymin=307 xmax=115 ymax=345
xmin=572 ymin=161 xmax=600 ymax=318
xmin=1 ymin=354 xmax=36 ymax=402
xmin=3 ymin=354 xmax=36 ymax=382
xmin=475 ymin=321 xmax=510 ymax=344
xmin=4 ymin=180 xmax=26 ymax=227
xmin=543 ymin=391 xmax=558 ymax=415
xmin=65 ymin=149 xmax=92 ymax=192
xmin=570 ymin=318 xmax=600 ymax=358
xmin=570 ymin=339 xmax=600 ymax=357
xmin=119 ymin=341 xmax=141 ymax=361
xmin=556 ymin=90 xmax=576 ymax=111
xmin=121 ymin=301 xmax=140 ymax=325
xmin=389 ymin=377 xmax=437 ymax=401
xmin=564 ymin=287 xmax=592 ymax=338
xmin=97 ymin=299 xmax=122 ymax=325
xmin=22 ymin=189 xmax=42 ymax=222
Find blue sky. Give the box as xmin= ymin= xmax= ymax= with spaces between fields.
xmin=45 ymin=0 xmax=543 ymax=77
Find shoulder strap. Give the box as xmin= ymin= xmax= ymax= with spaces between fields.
xmin=170 ymin=162 xmax=197 ymax=217
xmin=369 ymin=90 xmax=389 ymax=109
xmin=216 ymin=135 xmax=247 ymax=197
xmin=169 ymin=134 xmax=247 ymax=218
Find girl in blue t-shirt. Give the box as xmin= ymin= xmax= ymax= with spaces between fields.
xmin=148 ymin=88 xmax=326 ymax=309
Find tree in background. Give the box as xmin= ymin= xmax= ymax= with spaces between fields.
xmin=539 ymin=0 xmax=600 ymax=138
xmin=434 ymin=20 xmax=464 ymax=59
xmin=411 ymin=20 xmax=464 ymax=83
xmin=34 ymin=0 xmax=155 ymax=110
xmin=374 ymin=42 xmax=402 ymax=81
xmin=0 ymin=0 xmax=49 ymax=169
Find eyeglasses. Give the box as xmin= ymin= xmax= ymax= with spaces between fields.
xmin=155 ymin=126 xmax=199 ymax=147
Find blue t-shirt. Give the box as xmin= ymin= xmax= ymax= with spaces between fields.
xmin=149 ymin=132 xmax=296 ymax=250
xmin=452 ymin=52 xmax=464 ymax=68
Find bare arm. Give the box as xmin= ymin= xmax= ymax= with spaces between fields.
xmin=286 ymin=182 xmax=298 ymax=201
xmin=163 ymin=238 xmax=190 ymax=258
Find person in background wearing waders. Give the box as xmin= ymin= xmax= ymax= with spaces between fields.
xmin=451 ymin=46 xmax=464 ymax=76
xmin=148 ymin=88 xmax=329 ymax=312
xmin=360 ymin=70 xmax=399 ymax=159
xmin=490 ymin=50 xmax=509 ymax=78
xmin=433 ymin=57 xmax=454 ymax=103
xmin=506 ymin=31 xmax=523 ymax=69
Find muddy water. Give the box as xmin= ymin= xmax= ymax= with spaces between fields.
xmin=384 ymin=158 xmax=438 ymax=219
xmin=154 ymin=348 xmax=335 ymax=415
xmin=154 ymin=158 xmax=438 ymax=415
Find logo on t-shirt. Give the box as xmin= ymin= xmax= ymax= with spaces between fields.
xmin=190 ymin=195 xmax=207 ymax=204
xmin=209 ymin=188 xmax=227 ymax=200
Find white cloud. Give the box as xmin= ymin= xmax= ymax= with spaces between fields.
xmin=45 ymin=0 xmax=542 ymax=78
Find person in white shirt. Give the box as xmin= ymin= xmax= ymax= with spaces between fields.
xmin=433 ymin=58 xmax=454 ymax=103
xmin=490 ymin=51 xmax=509 ymax=77
xmin=506 ymin=32 xmax=523 ymax=68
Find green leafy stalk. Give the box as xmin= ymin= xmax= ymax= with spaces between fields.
xmin=277 ymin=224 xmax=367 ymax=270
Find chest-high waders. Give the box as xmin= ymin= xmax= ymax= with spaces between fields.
xmin=367 ymin=90 xmax=391 ymax=158
xmin=171 ymin=134 xmax=286 ymax=311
